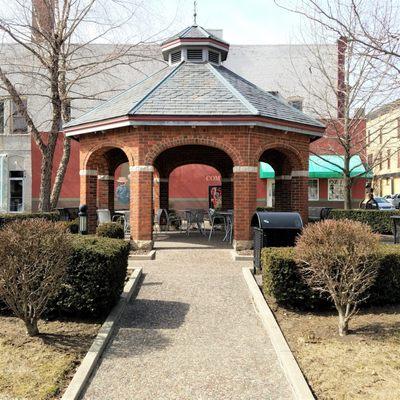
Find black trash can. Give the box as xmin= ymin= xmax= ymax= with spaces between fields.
xmin=251 ymin=211 xmax=303 ymax=272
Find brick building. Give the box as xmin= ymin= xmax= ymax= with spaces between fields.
xmin=64 ymin=25 xmax=324 ymax=249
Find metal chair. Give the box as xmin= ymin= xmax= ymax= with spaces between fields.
xmin=96 ymin=209 xmax=120 ymax=225
xmin=208 ymin=208 xmax=225 ymax=241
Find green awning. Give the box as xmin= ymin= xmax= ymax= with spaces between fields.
xmin=260 ymin=155 xmax=372 ymax=179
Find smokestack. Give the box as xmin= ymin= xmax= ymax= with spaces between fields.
xmin=32 ymin=0 xmax=54 ymax=42
xmin=337 ymin=36 xmax=347 ymax=119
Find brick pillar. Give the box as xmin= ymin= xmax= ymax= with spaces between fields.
xmin=274 ymin=177 xmax=292 ymax=212
xmin=80 ymin=169 xmax=97 ymax=234
xmin=97 ymin=175 xmax=114 ymax=212
xmin=153 ymin=177 xmax=160 ymax=212
xmin=233 ymin=166 xmax=257 ymax=250
xmin=159 ymin=178 xmax=169 ymax=209
xmin=222 ymin=176 xmax=233 ymax=210
xmin=130 ymin=165 xmax=153 ymax=249
xmin=291 ymin=171 xmax=309 ymax=222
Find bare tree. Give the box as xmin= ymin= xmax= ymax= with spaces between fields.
xmin=0 ymin=219 xmax=72 ymax=336
xmin=0 ymin=0 xmax=168 ymax=211
xmin=276 ymin=0 xmax=400 ymax=208
xmin=295 ymin=219 xmax=380 ymax=336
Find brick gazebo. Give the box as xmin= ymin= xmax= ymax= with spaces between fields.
xmin=64 ymin=25 xmax=325 ymax=250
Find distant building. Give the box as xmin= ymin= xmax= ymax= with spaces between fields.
xmin=366 ymin=99 xmax=400 ymax=196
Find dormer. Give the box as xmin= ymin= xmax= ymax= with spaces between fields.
xmin=161 ymin=25 xmax=230 ymax=66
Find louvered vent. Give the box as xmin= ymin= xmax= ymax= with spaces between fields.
xmin=208 ymin=51 xmax=220 ymax=64
xmin=171 ymin=51 xmax=181 ymax=64
xmin=187 ymin=49 xmax=203 ymax=61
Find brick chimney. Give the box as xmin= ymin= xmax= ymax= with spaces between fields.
xmin=337 ymin=36 xmax=347 ymax=119
xmin=32 ymin=0 xmax=54 ymax=42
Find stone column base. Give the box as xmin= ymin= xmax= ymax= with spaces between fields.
xmin=233 ymin=240 xmax=253 ymax=251
xmin=130 ymin=240 xmax=154 ymax=250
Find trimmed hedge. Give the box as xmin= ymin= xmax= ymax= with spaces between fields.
xmin=262 ymin=244 xmax=400 ymax=309
xmin=329 ymin=209 xmax=400 ymax=235
xmin=0 ymin=211 xmax=60 ymax=228
xmin=262 ymin=247 xmax=329 ymax=309
xmin=48 ymin=235 xmax=130 ymax=317
xmin=96 ymin=222 xmax=125 ymax=239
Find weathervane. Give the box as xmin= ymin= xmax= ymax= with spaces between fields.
xmin=193 ymin=1 xmax=197 ymax=25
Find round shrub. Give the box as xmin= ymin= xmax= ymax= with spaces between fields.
xmin=57 ymin=218 xmax=79 ymax=234
xmin=96 ymin=222 xmax=125 ymax=239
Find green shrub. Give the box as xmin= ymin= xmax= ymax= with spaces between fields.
xmin=96 ymin=222 xmax=125 ymax=239
xmin=329 ymin=209 xmax=400 ymax=234
xmin=367 ymin=244 xmax=400 ymax=305
xmin=57 ymin=218 xmax=80 ymax=234
xmin=262 ymin=247 xmax=329 ymax=309
xmin=256 ymin=207 xmax=274 ymax=212
xmin=262 ymin=244 xmax=400 ymax=309
xmin=48 ymin=235 xmax=130 ymax=318
xmin=0 ymin=211 xmax=60 ymax=228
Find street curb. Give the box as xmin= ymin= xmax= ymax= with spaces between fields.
xmin=242 ymin=267 xmax=314 ymax=400
xmin=61 ymin=268 xmax=142 ymax=400
xmin=129 ymin=249 xmax=156 ymax=260
xmin=231 ymin=249 xmax=253 ymax=261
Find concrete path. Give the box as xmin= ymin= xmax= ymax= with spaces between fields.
xmin=82 ymin=233 xmax=294 ymax=400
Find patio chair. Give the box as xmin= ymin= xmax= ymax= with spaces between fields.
xmin=96 ymin=209 xmax=120 ymax=225
xmin=208 ymin=208 xmax=226 ymax=241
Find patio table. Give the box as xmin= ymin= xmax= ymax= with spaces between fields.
xmin=180 ymin=209 xmax=206 ymax=235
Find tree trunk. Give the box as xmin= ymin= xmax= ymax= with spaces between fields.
xmin=50 ymin=135 xmax=71 ymax=209
xmin=343 ymin=175 xmax=352 ymax=210
xmin=25 ymin=318 xmax=39 ymax=336
xmin=338 ymin=307 xmax=349 ymax=336
xmin=38 ymin=150 xmax=53 ymax=212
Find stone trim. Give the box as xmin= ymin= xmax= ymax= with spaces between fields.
xmin=275 ymin=175 xmax=292 ymax=181
xmin=129 ymin=165 xmax=154 ymax=172
xmin=291 ymin=170 xmax=308 ymax=177
xmin=153 ymin=177 xmax=168 ymax=183
xmin=233 ymin=166 xmax=258 ymax=173
xmin=79 ymin=169 xmax=97 ymax=176
xmin=97 ymin=175 xmax=114 ymax=181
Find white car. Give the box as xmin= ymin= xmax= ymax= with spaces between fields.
xmin=373 ymin=197 xmax=396 ymax=211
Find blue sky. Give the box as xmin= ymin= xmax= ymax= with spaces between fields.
xmin=161 ymin=0 xmax=304 ymax=44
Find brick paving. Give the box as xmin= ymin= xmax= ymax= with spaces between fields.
xmin=81 ymin=232 xmax=294 ymax=400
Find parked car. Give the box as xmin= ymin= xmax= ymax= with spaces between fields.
xmin=373 ymin=197 xmax=396 ymax=211
xmin=390 ymin=194 xmax=400 ymax=209
xmin=384 ymin=194 xmax=394 ymax=204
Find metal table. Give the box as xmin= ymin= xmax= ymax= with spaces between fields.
xmin=180 ymin=209 xmax=206 ymax=235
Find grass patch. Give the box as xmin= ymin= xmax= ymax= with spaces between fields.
xmin=0 ymin=315 xmax=100 ymax=400
xmin=266 ymin=295 xmax=400 ymax=400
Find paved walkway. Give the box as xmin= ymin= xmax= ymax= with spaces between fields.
xmin=82 ymin=233 xmax=294 ymax=400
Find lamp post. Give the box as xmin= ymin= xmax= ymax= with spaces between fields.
xmin=78 ymin=204 xmax=88 ymax=235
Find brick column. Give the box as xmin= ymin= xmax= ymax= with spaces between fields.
xmin=274 ymin=176 xmax=292 ymax=212
xmin=153 ymin=177 xmax=160 ymax=211
xmin=291 ymin=171 xmax=309 ymax=222
xmin=159 ymin=178 xmax=169 ymax=209
xmin=221 ymin=176 xmax=233 ymax=210
xmin=80 ymin=169 xmax=97 ymax=234
xmin=130 ymin=165 xmax=154 ymax=249
xmin=97 ymin=175 xmax=114 ymax=212
xmin=233 ymin=166 xmax=257 ymax=250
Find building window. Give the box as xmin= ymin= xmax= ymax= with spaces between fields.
xmin=328 ymin=179 xmax=345 ymax=201
xmin=9 ymin=170 xmax=24 ymax=212
xmin=208 ymin=51 xmax=220 ymax=64
xmin=308 ymin=179 xmax=319 ymax=200
xmin=12 ymin=100 xmax=28 ymax=134
xmin=387 ymin=149 xmax=391 ymax=169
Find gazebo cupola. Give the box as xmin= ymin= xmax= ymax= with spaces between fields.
xmin=161 ymin=25 xmax=230 ymax=66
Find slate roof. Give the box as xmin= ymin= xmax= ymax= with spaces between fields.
xmin=162 ymin=25 xmax=229 ymax=46
xmin=64 ymin=61 xmax=324 ymax=130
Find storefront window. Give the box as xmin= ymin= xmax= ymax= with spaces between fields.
xmin=308 ymin=179 xmax=319 ymax=200
xmin=328 ymin=179 xmax=344 ymax=201
xmin=9 ymin=171 xmax=24 ymax=212
xmin=12 ymin=100 xmax=28 ymax=134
